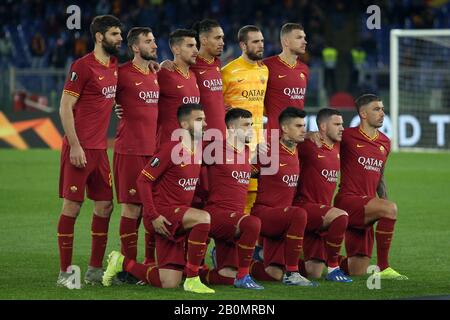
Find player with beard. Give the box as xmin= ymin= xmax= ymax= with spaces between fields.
xmin=102 ymin=104 xmax=215 ymax=294
xmin=334 ymin=94 xmax=407 ymax=279
xmin=221 ymin=25 xmax=269 ymax=214
xmin=57 ymin=15 xmax=122 ymax=288
xmin=264 ymin=23 xmax=309 ymax=133
xmin=113 ymin=27 xmax=160 ymax=276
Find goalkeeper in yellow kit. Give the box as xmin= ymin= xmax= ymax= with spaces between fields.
xmin=221 ymin=25 xmax=269 ymax=213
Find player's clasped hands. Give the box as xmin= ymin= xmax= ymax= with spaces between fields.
xmin=70 ymin=145 xmax=87 ymax=168
xmin=152 ymin=215 xmax=172 ymax=238
xmin=114 ymin=103 xmax=123 ymax=119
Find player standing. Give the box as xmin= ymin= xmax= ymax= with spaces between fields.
xmin=250 ymin=107 xmax=315 ymax=286
xmin=221 ymin=25 xmax=269 ymax=213
xmin=263 ymin=23 xmax=309 ymax=133
xmin=334 ymin=94 xmax=407 ymax=279
xmin=293 ymin=108 xmax=352 ymax=283
xmin=103 ymin=103 xmax=215 ymax=293
xmin=201 ymin=108 xmax=263 ymax=289
xmin=113 ymin=27 xmax=159 ymax=268
xmin=57 ymin=15 xmax=122 ymax=288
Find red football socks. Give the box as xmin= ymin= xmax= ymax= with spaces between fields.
xmin=89 ymin=214 xmax=110 ymax=268
xmin=120 ymin=216 xmax=138 ymax=260
xmin=123 ymin=257 xmax=161 ymax=287
xmin=285 ymin=208 xmax=307 ymax=272
xmin=376 ymin=218 xmax=396 ymax=271
xmin=199 ymin=268 xmax=234 ymax=285
xmin=57 ymin=214 xmax=76 ymax=272
xmin=325 ymin=215 xmax=349 ymax=268
xmin=185 ymin=223 xmax=210 ymax=278
xmin=236 ymin=216 xmax=261 ymax=279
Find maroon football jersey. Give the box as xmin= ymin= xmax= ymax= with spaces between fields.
xmin=253 ymin=142 xmax=300 ymax=207
xmin=263 ymin=55 xmax=308 ymax=132
xmin=296 ymin=139 xmax=341 ymax=206
xmin=140 ymin=141 xmax=202 ymax=220
xmin=205 ymin=142 xmax=251 ymax=212
xmin=156 ymin=67 xmax=200 ymax=145
xmin=337 ymin=127 xmax=391 ymax=198
xmin=63 ymin=52 xmax=118 ymax=149
xmin=191 ymin=56 xmax=226 ymax=137
xmin=114 ymin=62 xmax=159 ymax=156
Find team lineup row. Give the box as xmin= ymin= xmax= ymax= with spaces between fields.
xmin=56 ymin=15 xmax=407 ymax=293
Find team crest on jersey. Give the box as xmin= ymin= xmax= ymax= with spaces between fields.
xmin=300 ymin=72 xmax=305 ymax=79
xmin=154 ymin=79 xmax=158 ymax=85
xmin=216 ymin=66 xmax=220 ymax=72
xmin=70 ymin=72 xmax=78 ymax=82
xmin=70 ymin=185 xmax=78 ymax=193
xmin=380 ymin=146 xmax=385 ymax=154
xmin=230 ymin=212 xmax=236 ymax=218
xmin=260 ymin=76 xmax=266 ymax=84
xmin=128 ymin=188 xmax=136 ymax=195
xmin=114 ymin=70 xmax=118 ymax=77
xmin=150 ymin=157 xmax=160 ymax=167
xmin=337 ymin=153 xmax=340 ymax=159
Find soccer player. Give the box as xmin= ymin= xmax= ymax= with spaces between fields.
xmin=250 ymin=107 xmax=315 ymax=286
xmin=334 ymin=94 xmax=407 ymax=279
xmin=293 ymin=108 xmax=352 ymax=283
xmin=56 ymin=15 xmax=122 ymax=288
xmin=113 ymin=27 xmax=159 ymax=268
xmin=156 ymin=29 xmax=200 ymax=146
xmin=102 ymin=103 xmax=215 ymax=294
xmin=201 ymin=108 xmax=263 ymax=289
xmin=221 ymin=25 xmax=269 ymax=213
xmin=263 ymin=23 xmax=309 ymax=133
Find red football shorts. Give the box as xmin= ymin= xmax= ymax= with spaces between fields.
xmin=59 ymin=144 xmax=112 ymax=202
xmin=113 ymin=152 xmax=151 ymax=204
xmin=334 ymin=194 xmax=374 ymax=257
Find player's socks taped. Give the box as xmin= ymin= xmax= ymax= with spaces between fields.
xmin=376 ymin=218 xmax=396 ymax=271
xmin=90 ymin=214 xmax=110 ymax=268
xmin=57 ymin=214 xmax=76 ymax=272
xmin=285 ymin=207 xmax=307 ymax=268
xmin=186 ymin=223 xmax=210 ymax=277
xmin=120 ymin=216 xmax=138 ymax=260
xmin=325 ymin=214 xmax=348 ymax=268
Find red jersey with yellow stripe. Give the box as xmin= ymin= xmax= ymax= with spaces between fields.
xmin=63 ymin=52 xmax=118 ymax=149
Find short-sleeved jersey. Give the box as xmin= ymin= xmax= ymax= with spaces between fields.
xmin=141 ymin=141 xmax=202 ymax=219
xmin=63 ymin=52 xmax=118 ymax=149
xmin=156 ymin=67 xmax=200 ymax=145
xmin=114 ymin=62 xmax=159 ymax=156
xmin=191 ymin=56 xmax=226 ymax=136
xmin=337 ymin=127 xmax=391 ymax=198
xmin=205 ymin=142 xmax=251 ymax=212
xmin=263 ymin=55 xmax=308 ymax=131
xmin=253 ymin=142 xmax=299 ymax=208
xmin=221 ymin=56 xmax=268 ymax=142
xmin=295 ymin=139 xmax=340 ymax=206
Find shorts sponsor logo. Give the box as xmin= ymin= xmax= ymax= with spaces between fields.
xmin=70 ymin=185 xmax=78 ymax=193
xmin=177 ymin=85 xmax=184 ymax=89
xmin=282 ymin=174 xmax=298 ymax=187
xmin=358 ymin=157 xmax=383 ymax=172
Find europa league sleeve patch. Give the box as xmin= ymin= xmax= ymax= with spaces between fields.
xmin=150 ymin=157 xmax=160 ymax=168
xmin=70 ymin=71 xmax=78 ymax=81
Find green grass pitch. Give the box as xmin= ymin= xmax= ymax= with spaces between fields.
xmin=0 ymin=149 xmax=449 ymax=300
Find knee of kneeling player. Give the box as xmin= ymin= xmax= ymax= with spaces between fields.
xmin=195 ymin=210 xmax=211 ymax=225
xmin=289 ymin=207 xmax=307 ymax=223
xmin=160 ymin=277 xmax=181 ymax=289
xmin=240 ymin=215 xmax=261 ymax=235
xmin=382 ymin=202 xmax=398 ymax=220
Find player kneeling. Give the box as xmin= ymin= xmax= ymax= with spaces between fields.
xmin=102 ymin=104 xmax=214 ymax=293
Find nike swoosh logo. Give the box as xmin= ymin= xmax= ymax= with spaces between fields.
xmin=177 ymin=85 xmax=184 ymax=89
xmin=98 ymin=76 xmax=104 ymax=80
xmin=180 ymin=163 xmax=188 ymax=167
xmin=280 ymin=163 xmax=287 ymax=167
xmin=317 ymin=155 xmax=326 ymax=158
xmin=135 ymin=82 xmax=143 ymax=86
xmin=356 ymin=144 xmax=365 ymax=148
xmin=199 ymin=70 xmax=207 ymax=74
xmin=278 ymin=75 xmax=287 ymax=78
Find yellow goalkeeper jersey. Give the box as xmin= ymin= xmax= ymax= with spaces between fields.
xmin=222 ymin=56 xmax=269 ymax=144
